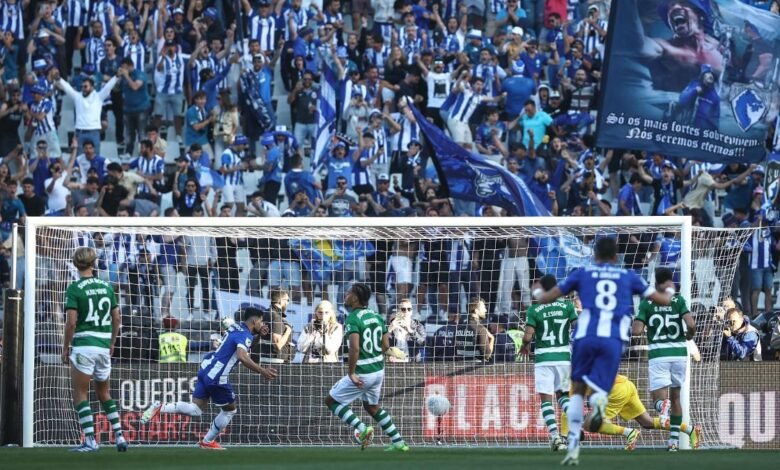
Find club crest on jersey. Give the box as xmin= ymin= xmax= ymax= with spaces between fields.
xmin=730 ymin=86 xmax=768 ymax=131
xmin=475 ymin=171 xmax=502 ymax=197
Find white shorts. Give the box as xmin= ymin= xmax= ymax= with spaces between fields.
xmin=388 ymin=255 xmax=413 ymax=285
xmin=329 ymin=370 xmax=384 ymax=405
xmin=447 ymin=118 xmax=473 ymax=145
xmin=222 ymin=183 xmax=246 ymax=204
xmin=534 ymin=364 xmax=570 ymax=395
xmin=648 ymin=360 xmax=687 ymax=391
xmin=70 ymin=348 xmax=112 ymax=382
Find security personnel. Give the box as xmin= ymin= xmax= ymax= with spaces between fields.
xmin=453 ymin=297 xmax=494 ymax=361
xmin=159 ymin=316 xmax=188 ymax=363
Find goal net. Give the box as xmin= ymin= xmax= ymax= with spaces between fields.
xmin=23 ymin=217 xmax=752 ymax=448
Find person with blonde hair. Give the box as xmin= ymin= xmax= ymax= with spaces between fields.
xmin=297 ymin=300 xmax=344 ymax=363
xmin=62 ymin=247 xmax=127 ymax=452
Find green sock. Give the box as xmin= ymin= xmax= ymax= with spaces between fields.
xmin=76 ymin=400 xmax=95 ymax=438
xmin=372 ymin=408 xmax=403 ymax=444
xmin=557 ymin=394 xmax=570 ymax=414
xmin=541 ymin=401 xmax=559 ymax=438
xmin=101 ymin=399 xmax=124 ymax=439
xmin=328 ymin=402 xmax=366 ymax=433
xmin=670 ymin=415 xmax=682 ymax=444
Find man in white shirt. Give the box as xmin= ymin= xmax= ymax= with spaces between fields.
xmin=53 ymin=68 xmax=118 ymax=155
xmin=44 ymin=161 xmax=71 ymax=216
xmin=418 ymin=57 xmax=453 ymax=128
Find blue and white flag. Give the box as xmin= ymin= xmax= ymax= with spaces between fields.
xmin=314 ymin=49 xmax=338 ymax=170
xmin=411 ymin=105 xmax=550 ymax=216
xmin=288 ymin=239 xmax=375 ymax=283
xmin=596 ymin=0 xmax=780 ymax=164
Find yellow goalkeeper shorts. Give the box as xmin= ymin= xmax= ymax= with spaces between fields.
xmin=605 ymin=375 xmax=646 ymax=421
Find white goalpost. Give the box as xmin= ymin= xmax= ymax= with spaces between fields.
xmin=21 ymin=216 xmax=751 ymax=448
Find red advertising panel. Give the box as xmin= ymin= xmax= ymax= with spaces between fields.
xmin=423 ymin=374 xmax=550 ymax=439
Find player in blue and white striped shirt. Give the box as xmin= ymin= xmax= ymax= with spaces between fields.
xmin=281 ymin=0 xmax=316 ymax=42
xmin=535 ymin=238 xmax=672 ymax=465
xmin=367 ymin=109 xmax=399 ymax=178
xmin=76 ymin=20 xmax=107 ymax=67
xmin=576 ymin=5 xmax=608 ymax=58
xmin=0 ymin=0 xmax=23 ymax=40
xmin=154 ymin=40 xmax=190 ymax=142
xmin=220 ymin=135 xmax=251 ymax=216
xmin=128 ymin=139 xmax=165 ymax=196
xmin=140 ymin=307 xmax=278 ymax=450
xmin=353 ymin=131 xmax=381 ymax=194
xmin=89 ymin=0 xmax=114 ymax=38
xmin=28 ymin=85 xmax=62 ymax=159
xmin=446 ymin=75 xmax=501 ymax=149
xmin=65 ymin=0 xmax=91 ymax=29
xmin=750 ymin=212 xmax=774 ymax=315
xmin=122 ymin=28 xmax=146 ymax=72
xmin=364 ymin=35 xmax=391 ymax=78
xmin=244 ymin=0 xmax=276 ymax=56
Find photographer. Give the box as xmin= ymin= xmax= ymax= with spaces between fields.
xmin=387 ymin=299 xmax=426 ymax=362
xmin=297 ymin=300 xmax=343 ymax=363
xmin=256 ymin=287 xmax=294 ymax=363
xmin=721 ymin=307 xmax=762 ymax=361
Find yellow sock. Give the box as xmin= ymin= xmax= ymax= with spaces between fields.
xmin=599 ymin=422 xmax=626 ymax=436
xmin=654 ymin=417 xmax=691 ymax=434
xmin=561 ymin=411 xmax=568 ymax=436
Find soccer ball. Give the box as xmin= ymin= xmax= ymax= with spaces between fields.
xmin=426 ymin=394 xmax=451 ymax=417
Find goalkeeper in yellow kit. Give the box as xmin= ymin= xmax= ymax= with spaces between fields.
xmin=577 ymin=374 xmax=701 ymax=450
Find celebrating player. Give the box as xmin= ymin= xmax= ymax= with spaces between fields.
xmin=534 ymin=237 xmax=673 ymax=465
xmin=62 ymin=247 xmax=128 ymax=452
xmin=324 ymin=283 xmax=409 ymax=452
xmin=141 ymin=307 xmax=278 ymax=450
xmin=633 ymin=267 xmax=698 ymax=451
xmin=587 ymin=374 xmax=701 ymax=450
xmin=521 ymin=275 xmax=578 ymax=452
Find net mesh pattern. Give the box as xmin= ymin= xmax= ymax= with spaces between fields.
xmin=27 ymin=222 xmax=752 ymax=447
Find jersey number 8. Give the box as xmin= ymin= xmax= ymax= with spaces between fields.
xmin=595 ymin=279 xmax=617 ymax=311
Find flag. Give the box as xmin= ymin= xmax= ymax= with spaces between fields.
xmin=595 ymin=0 xmax=780 ymax=164
xmin=410 ymin=105 xmax=551 ymax=216
xmin=288 ymin=239 xmax=375 ymax=283
xmin=314 ymin=49 xmax=338 ymax=170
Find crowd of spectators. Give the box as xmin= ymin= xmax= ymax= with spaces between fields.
xmin=1 ymin=1 xmax=780 ymax=363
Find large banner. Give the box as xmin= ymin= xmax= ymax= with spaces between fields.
xmin=718 ymin=362 xmax=780 ymax=449
xmin=33 ymin=363 xmax=780 ymax=448
xmin=596 ymin=0 xmax=780 ymax=164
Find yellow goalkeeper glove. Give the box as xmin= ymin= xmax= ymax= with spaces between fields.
xmin=385 ymin=347 xmax=407 ymax=360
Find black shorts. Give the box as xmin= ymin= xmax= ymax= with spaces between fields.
xmin=420 ymin=259 xmax=446 ymax=285
xmin=369 ymin=260 xmax=388 ymax=294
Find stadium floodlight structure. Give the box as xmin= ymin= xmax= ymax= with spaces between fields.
xmin=21 ymin=216 xmax=751 ymax=448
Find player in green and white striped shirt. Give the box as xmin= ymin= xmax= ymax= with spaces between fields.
xmin=62 ymin=247 xmax=127 ymax=453
xmin=633 ymin=267 xmax=698 ymax=451
xmin=521 ymin=275 xmax=578 ymax=452
xmin=324 ymin=283 xmax=409 ymax=452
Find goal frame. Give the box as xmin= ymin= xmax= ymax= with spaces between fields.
xmin=21 ymin=215 xmax=693 ymax=448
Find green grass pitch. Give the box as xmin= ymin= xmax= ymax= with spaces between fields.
xmin=0 ymin=447 xmax=773 ymax=470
